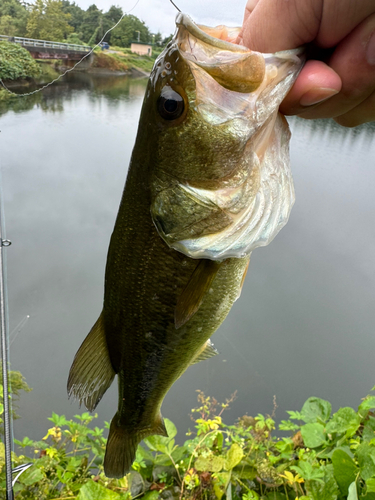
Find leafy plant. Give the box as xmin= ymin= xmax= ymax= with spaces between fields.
xmin=2 ymin=381 xmax=375 ymax=499
xmin=0 ymin=42 xmax=41 ymax=81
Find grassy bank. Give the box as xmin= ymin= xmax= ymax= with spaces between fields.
xmin=90 ymin=46 xmax=164 ymax=74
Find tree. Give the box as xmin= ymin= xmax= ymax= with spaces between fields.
xmin=102 ymin=5 xmax=123 ymax=43
xmin=60 ymin=0 xmax=85 ymax=34
xmin=110 ymin=14 xmax=150 ymax=47
xmin=26 ymin=0 xmax=74 ymax=41
xmin=152 ymin=31 xmax=163 ymax=45
xmin=0 ymin=0 xmax=29 ymax=36
xmin=0 ymin=15 xmax=15 ymax=35
xmin=80 ymin=4 xmax=102 ymax=44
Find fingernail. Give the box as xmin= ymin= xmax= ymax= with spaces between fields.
xmin=299 ymin=88 xmax=340 ymax=107
xmin=366 ymin=30 xmax=375 ymax=65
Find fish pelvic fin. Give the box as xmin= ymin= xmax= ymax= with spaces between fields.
xmin=104 ymin=412 xmax=168 ymax=478
xmin=175 ymin=259 xmax=222 ymax=329
xmin=191 ymin=339 xmax=219 ymax=364
xmin=67 ymin=313 xmax=115 ymax=412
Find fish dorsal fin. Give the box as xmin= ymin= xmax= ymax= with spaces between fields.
xmin=67 ymin=313 xmax=115 ymax=412
xmin=192 ymin=339 xmax=219 ymax=364
xmin=175 ymin=259 xmax=222 ymax=329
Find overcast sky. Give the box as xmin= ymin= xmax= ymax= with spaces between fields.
xmin=72 ymin=0 xmax=246 ymax=37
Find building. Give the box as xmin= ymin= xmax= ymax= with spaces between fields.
xmin=130 ymin=42 xmax=152 ymax=56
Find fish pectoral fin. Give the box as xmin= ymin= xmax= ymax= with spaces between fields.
xmin=175 ymin=259 xmax=222 ymax=329
xmin=67 ymin=313 xmax=115 ymax=412
xmin=191 ymin=339 xmax=219 ymax=364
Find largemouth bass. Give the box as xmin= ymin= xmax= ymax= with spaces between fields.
xmin=68 ymin=13 xmax=304 ymax=478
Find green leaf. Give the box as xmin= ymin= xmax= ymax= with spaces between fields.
xmin=358 ymin=396 xmax=375 ymax=416
xmin=143 ymin=435 xmax=168 ymax=454
xmin=135 ymin=445 xmax=154 ymax=463
xmin=19 ymin=467 xmax=44 ymax=486
xmin=142 ymin=492 xmax=160 ymax=500
xmin=279 ymin=420 xmax=300 ymax=431
xmin=347 ymin=481 xmax=358 ymax=500
xmin=356 ymin=442 xmax=375 ymax=480
xmin=366 ymin=478 xmax=375 ymax=493
xmin=291 ymin=462 xmax=324 ymax=482
xmin=48 ymin=412 xmax=68 ymax=427
xmin=325 ymin=408 xmax=361 ymax=437
xmin=195 ymin=454 xmax=225 ymax=472
xmin=306 ymin=465 xmax=339 ymax=500
xmin=76 ymin=480 xmax=122 ymax=500
xmin=171 ymin=445 xmax=187 ymax=463
xmin=232 ymin=464 xmax=257 ymax=480
xmin=363 ymin=416 xmax=375 ymax=442
xmin=301 ymin=422 xmax=326 ymax=448
xmin=225 ymin=443 xmax=244 ymax=470
xmin=212 ymin=471 xmax=231 ymax=500
xmin=301 ymin=397 xmax=332 ymax=423
xmin=287 ymin=410 xmax=304 ymax=420
xmin=164 ymin=418 xmax=177 ymax=439
xmin=331 ymin=448 xmax=357 ymax=495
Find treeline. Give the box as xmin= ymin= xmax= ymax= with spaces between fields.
xmin=0 ymin=0 xmax=171 ymax=47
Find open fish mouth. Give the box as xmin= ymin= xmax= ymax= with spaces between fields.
xmin=151 ymin=14 xmax=305 ymax=260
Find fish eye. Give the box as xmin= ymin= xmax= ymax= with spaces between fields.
xmin=157 ymin=86 xmax=185 ymax=121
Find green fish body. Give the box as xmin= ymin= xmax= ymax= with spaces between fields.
xmin=68 ymin=14 xmax=304 ymax=478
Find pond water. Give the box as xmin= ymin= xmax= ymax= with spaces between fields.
xmin=1 ymin=72 xmax=375 ymax=445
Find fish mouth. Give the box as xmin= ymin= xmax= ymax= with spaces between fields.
xmin=175 ymin=13 xmax=266 ymax=93
xmin=176 ymin=13 xmax=248 ymax=53
xmin=174 ymin=13 xmax=304 ymax=94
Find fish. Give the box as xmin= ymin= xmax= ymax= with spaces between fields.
xmin=67 ymin=13 xmax=304 ymax=479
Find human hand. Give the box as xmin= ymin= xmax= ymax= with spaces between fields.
xmin=237 ymin=0 xmax=375 ymax=127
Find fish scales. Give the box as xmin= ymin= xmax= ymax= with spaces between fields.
xmin=68 ymin=12 xmax=304 ymax=478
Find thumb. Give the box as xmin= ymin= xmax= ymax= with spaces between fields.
xmin=240 ymin=0 xmax=322 ymax=52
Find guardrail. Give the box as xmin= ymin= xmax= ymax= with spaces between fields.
xmin=0 ymin=34 xmax=91 ymax=52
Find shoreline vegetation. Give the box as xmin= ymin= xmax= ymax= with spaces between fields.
xmin=0 ymin=0 xmax=171 ymax=98
xmin=0 ymin=41 xmax=155 ymax=101
xmin=1 ymin=371 xmax=375 ymax=499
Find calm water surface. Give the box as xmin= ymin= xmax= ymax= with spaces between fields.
xmin=1 ymin=72 xmax=375 ymax=444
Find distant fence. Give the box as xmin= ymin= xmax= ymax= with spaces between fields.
xmin=0 ymin=34 xmax=91 ymax=53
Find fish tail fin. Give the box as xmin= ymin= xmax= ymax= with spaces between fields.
xmin=67 ymin=313 xmax=115 ymax=412
xmin=104 ymin=413 xmax=139 ymax=479
xmin=104 ymin=412 xmax=168 ymax=478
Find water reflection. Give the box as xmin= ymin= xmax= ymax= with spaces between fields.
xmin=0 ymin=72 xmax=374 ymax=445
xmin=0 ymin=73 xmax=149 ymax=117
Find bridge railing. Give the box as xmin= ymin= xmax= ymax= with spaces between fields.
xmin=0 ymin=34 xmax=92 ymax=52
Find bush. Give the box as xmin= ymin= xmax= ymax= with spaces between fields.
xmin=0 ymin=41 xmax=40 ymax=81
xmin=2 ymin=385 xmax=375 ymax=499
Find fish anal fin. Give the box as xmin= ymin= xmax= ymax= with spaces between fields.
xmin=175 ymin=259 xmax=222 ymax=329
xmin=67 ymin=313 xmax=115 ymax=412
xmin=191 ymin=339 xmax=219 ymax=364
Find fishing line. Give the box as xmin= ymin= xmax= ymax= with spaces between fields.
xmin=169 ymin=0 xmax=181 ymax=12
xmin=0 ymin=0 xmax=141 ymax=98
xmin=9 ymin=315 xmax=30 ymax=346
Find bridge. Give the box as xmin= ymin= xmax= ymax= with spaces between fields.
xmin=0 ymin=35 xmax=92 ymax=61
